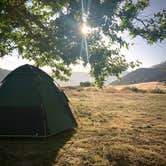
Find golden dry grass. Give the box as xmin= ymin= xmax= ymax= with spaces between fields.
xmin=110 ymin=81 xmax=166 ymax=92
xmin=55 ymin=88 xmax=166 ymax=166
xmin=0 ymin=85 xmax=166 ymax=166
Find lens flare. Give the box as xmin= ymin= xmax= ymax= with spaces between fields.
xmin=81 ymin=23 xmax=92 ymax=36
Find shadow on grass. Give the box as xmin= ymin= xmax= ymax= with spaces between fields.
xmin=0 ymin=129 xmax=76 ymax=166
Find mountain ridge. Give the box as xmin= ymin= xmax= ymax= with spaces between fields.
xmin=111 ymin=61 xmax=166 ymax=85
xmin=1 ymin=61 xmax=166 ymax=86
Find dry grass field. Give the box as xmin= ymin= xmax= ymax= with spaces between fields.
xmin=110 ymin=82 xmax=166 ymax=92
xmin=0 ymin=83 xmax=166 ymax=166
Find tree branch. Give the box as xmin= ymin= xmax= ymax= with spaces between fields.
xmin=134 ymin=17 xmax=148 ymax=28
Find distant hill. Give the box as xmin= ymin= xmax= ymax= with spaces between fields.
xmin=0 ymin=68 xmax=94 ymax=86
xmin=57 ymin=71 xmax=128 ymax=87
xmin=152 ymin=61 xmax=166 ymax=70
xmin=0 ymin=68 xmax=10 ymax=81
xmin=57 ymin=72 xmax=94 ymax=87
xmin=111 ymin=61 xmax=166 ymax=85
xmin=0 ymin=67 xmax=127 ymax=87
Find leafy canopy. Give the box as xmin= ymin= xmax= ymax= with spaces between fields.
xmin=0 ymin=0 xmax=165 ymax=87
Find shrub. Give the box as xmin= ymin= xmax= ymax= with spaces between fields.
xmin=80 ymin=81 xmax=92 ymax=87
xmin=124 ymin=87 xmax=147 ymax=93
xmin=150 ymin=88 xmax=165 ymax=94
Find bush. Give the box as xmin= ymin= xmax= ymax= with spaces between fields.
xmin=150 ymin=88 xmax=165 ymax=94
xmin=80 ymin=81 xmax=92 ymax=87
xmin=124 ymin=87 xmax=147 ymax=93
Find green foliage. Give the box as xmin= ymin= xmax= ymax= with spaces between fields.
xmin=0 ymin=0 xmax=165 ymax=86
xmin=0 ymin=0 xmax=71 ymax=81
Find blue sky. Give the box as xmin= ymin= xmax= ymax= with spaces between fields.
xmin=0 ymin=0 xmax=166 ymax=72
xmin=125 ymin=36 xmax=166 ymax=69
xmin=125 ymin=0 xmax=166 ymax=68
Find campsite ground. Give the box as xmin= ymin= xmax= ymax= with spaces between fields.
xmin=0 ymin=83 xmax=166 ymax=166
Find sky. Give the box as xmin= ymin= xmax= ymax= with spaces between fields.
xmin=0 ymin=0 xmax=166 ymax=72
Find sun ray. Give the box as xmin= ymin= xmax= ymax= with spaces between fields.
xmin=80 ymin=38 xmax=84 ymax=57
xmin=80 ymin=0 xmax=91 ymax=65
xmin=84 ymin=37 xmax=90 ymax=64
xmin=87 ymin=0 xmax=92 ymax=15
xmin=81 ymin=0 xmax=85 ymax=19
xmin=80 ymin=0 xmax=96 ymax=108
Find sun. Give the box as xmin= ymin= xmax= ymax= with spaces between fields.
xmin=80 ymin=23 xmax=92 ymax=36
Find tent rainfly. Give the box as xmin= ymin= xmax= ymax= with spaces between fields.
xmin=0 ymin=64 xmax=77 ymax=137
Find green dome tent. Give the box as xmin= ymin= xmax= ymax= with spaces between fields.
xmin=0 ymin=64 xmax=77 ymax=137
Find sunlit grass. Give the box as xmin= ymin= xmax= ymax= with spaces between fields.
xmin=0 ymin=87 xmax=166 ymax=165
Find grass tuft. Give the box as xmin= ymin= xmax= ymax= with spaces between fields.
xmin=123 ymin=87 xmax=147 ymax=93
xmin=150 ymin=88 xmax=165 ymax=94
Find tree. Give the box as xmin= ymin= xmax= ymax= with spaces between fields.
xmin=0 ymin=0 xmax=165 ymax=87
xmin=80 ymin=81 xmax=92 ymax=87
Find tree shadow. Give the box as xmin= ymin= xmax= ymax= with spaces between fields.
xmin=0 ymin=129 xmax=76 ymax=166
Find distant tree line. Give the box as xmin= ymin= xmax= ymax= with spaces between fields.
xmin=80 ymin=81 xmax=92 ymax=87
